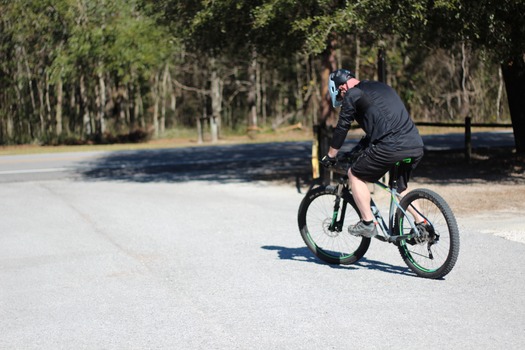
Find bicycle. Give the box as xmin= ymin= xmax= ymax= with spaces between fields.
xmin=297 ymin=151 xmax=460 ymax=279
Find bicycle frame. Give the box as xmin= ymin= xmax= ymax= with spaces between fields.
xmin=300 ymin=157 xmax=459 ymax=278
xmin=328 ymin=174 xmax=426 ymax=244
xmin=371 ymin=180 xmax=420 ymax=243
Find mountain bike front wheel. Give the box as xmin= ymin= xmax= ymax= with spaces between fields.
xmin=396 ymin=188 xmax=460 ymax=279
xmin=298 ymin=185 xmax=370 ymax=265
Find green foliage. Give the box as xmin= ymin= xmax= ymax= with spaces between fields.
xmin=1 ymin=0 xmax=522 ymax=145
xmin=48 ymin=0 xmax=172 ymax=82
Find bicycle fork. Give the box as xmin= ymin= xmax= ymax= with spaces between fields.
xmin=328 ymin=182 xmax=347 ymax=232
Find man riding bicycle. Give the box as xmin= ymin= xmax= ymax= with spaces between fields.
xmin=321 ymin=69 xmax=425 ymax=238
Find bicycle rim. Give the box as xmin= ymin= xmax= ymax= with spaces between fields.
xmin=299 ymin=189 xmax=369 ymax=265
xmin=397 ymin=189 xmax=459 ymax=279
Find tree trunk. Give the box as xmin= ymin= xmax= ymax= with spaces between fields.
xmin=459 ymin=42 xmax=470 ymax=119
xmin=197 ymin=98 xmax=205 ymax=144
xmin=317 ymin=39 xmax=338 ymax=183
xmin=501 ymin=55 xmax=525 ymax=154
xmin=210 ymin=58 xmax=222 ymax=143
xmin=56 ymin=76 xmax=63 ymax=136
xmin=69 ymin=85 xmax=77 ymax=134
xmin=261 ymin=64 xmax=268 ymax=126
xmin=496 ymin=67 xmax=504 ymax=122
xmin=138 ymin=87 xmax=145 ymax=129
xmin=95 ymin=80 xmax=101 ymax=139
xmin=377 ymin=47 xmax=387 ymax=83
xmin=247 ymin=51 xmax=258 ymax=137
xmin=320 ymin=39 xmax=338 ymax=126
xmin=309 ymin=55 xmax=319 ymax=126
xmin=45 ymin=72 xmax=52 ymax=135
xmin=37 ymin=80 xmax=46 ymax=136
xmin=97 ymin=69 xmax=106 ymax=135
xmin=210 ymin=72 xmax=220 ymax=143
xmin=20 ymin=46 xmax=40 ymax=137
xmin=170 ymin=91 xmax=177 ymax=126
xmin=256 ymin=57 xmax=262 ymax=125
xmin=152 ymin=72 xmax=160 ymax=138
xmin=80 ymin=74 xmax=91 ymax=137
xmin=131 ymin=80 xmax=143 ymax=130
xmin=295 ymin=55 xmax=304 ymax=124
xmin=7 ymin=113 xmax=14 ymax=140
xmin=355 ymin=34 xmax=360 ymax=79
xmin=160 ymin=63 xmax=169 ymax=136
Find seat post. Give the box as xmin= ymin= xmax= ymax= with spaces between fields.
xmin=390 ymin=158 xmax=412 ymax=191
xmin=390 ymin=163 xmax=399 ymax=190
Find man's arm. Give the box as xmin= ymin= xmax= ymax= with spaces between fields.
xmin=328 ymin=134 xmax=369 ymax=159
xmin=323 ymin=89 xmax=360 ymax=165
xmin=327 ymin=146 xmax=339 ymax=158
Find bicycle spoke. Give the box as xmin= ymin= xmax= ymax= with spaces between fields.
xmin=397 ymin=188 xmax=459 ymax=279
xmin=298 ymin=187 xmax=370 ymax=265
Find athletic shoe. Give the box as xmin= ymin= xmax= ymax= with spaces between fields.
xmin=348 ymin=220 xmax=378 ymax=238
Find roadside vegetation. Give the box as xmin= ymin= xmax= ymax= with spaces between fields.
xmin=1 ymin=1 xmax=523 ymax=152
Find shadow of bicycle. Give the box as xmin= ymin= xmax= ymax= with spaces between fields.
xmin=261 ymin=245 xmax=415 ymax=277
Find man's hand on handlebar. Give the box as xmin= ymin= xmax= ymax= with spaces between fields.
xmin=320 ymin=155 xmax=337 ymax=168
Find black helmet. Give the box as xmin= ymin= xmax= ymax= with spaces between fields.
xmin=329 ymin=69 xmax=356 ymax=107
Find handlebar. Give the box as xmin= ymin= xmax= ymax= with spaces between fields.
xmin=330 ymin=151 xmax=356 ymax=175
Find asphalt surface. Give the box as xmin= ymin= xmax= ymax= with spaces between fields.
xmin=0 ymin=131 xmax=516 ymax=184
xmin=1 ymin=131 xmax=524 ymax=349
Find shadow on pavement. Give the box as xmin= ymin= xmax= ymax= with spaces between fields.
xmin=261 ymin=245 xmax=415 ymax=277
xmin=77 ymin=132 xmax=523 ymax=185
xmin=416 ymin=147 xmax=524 ymax=184
xmin=78 ymin=141 xmax=313 ymax=185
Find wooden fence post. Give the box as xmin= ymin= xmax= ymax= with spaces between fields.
xmin=465 ymin=117 xmax=472 ymax=162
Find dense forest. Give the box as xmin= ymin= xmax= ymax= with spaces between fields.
xmin=1 ymin=0 xmax=524 ymax=151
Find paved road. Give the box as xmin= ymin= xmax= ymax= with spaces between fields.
xmin=0 ymin=131 xmax=515 ymax=183
xmin=0 ymin=142 xmax=312 ymax=184
xmin=1 ymin=132 xmax=523 ymax=349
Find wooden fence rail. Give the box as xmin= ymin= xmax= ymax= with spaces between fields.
xmin=416 ymin=117 xmax=513 ymax=161
xmin=313 ymin=118 xmax=513 ymax=180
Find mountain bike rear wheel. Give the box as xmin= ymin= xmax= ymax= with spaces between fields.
xmin=298 ymin=186 xmax=370 ymax=265
xmin=395 ymin=188 xmax=460 ymax=279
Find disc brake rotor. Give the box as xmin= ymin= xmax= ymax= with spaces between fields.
xmin=323 ymin=218 xmax=341 ymax=237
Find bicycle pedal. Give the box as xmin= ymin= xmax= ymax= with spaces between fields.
xmin=388 ymin=234 xmax=413 ymax=244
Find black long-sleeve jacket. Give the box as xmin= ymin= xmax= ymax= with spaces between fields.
xmin=330 ymin=80 xmax=424 ymax=151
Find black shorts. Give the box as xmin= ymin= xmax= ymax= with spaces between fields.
xmin=351 ymin=145 xmax=424 ymax=192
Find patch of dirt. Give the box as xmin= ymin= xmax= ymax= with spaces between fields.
xmin=416 ymin=147 xmax=525 ymax=185
xmin=412 ymin=181 xmax=525 ymax=216
xmin=413 ymin=147 xmax=525 ymax=215
xmin=409 ymin=148 xmax=525 ymax=244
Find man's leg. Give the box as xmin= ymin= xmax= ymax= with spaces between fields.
xmin=348 ymin=168 xmax=378 ymax=238
xmin=397 ymin=150 xmax=425 ymax=224
xmin=349 ymin=168 xmax=374 ymax=221
xmin=399 ymin=188 xmax=425 ymax=224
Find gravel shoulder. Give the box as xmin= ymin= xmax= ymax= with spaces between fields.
xmin=410 ymin=147 xmax=525 ymax=244
xmin=412 ymin=181 xmax=525 ymax=244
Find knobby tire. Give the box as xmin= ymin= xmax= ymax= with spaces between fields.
xmin=297 ymin=186 xmax=370 ymax=265
xmin=395 ymin=188 xmax=460 ymax=279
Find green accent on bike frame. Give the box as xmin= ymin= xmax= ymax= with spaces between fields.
xmin=373 ymin=164 xmax=436 ymax=272
xmin=332 ymin=211 xmax=338 ymax=223
xmin=399 ymin=216 xmax=438 ymax=273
